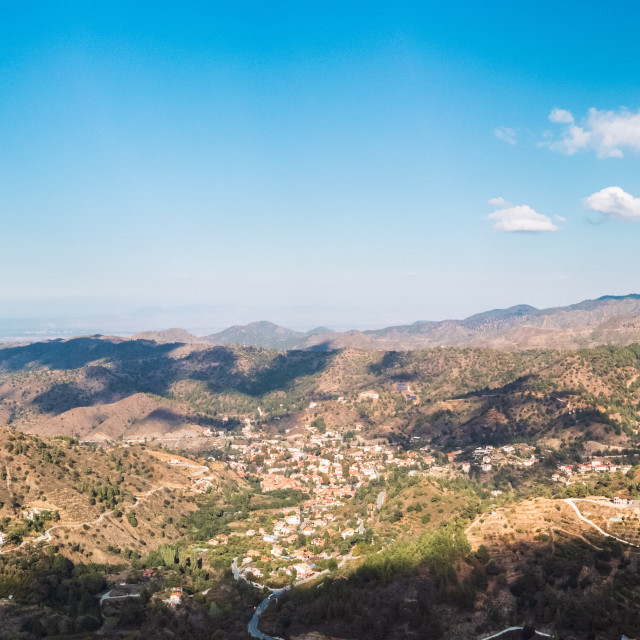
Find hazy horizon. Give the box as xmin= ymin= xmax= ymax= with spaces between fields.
xmin=1 ymin=290 xmax=639 ymax=342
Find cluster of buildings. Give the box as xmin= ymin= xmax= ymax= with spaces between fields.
xmin=552 ymin=458 xmax=633 ymax=482
xmin=20 ymin=507 xmax=45 ymax=521
xmin=462 ymin=445 xmax=538 ymax=474
xmin=155 ymin=384 xmax=640 ymax=589
xmin=185 ymin=417 xmax=430 ymax=586
xmin=223 ymin=423 xmax=408 ymax=493
xmin=578 ymin=458 xmax=633 ymax=474
xmin=232 ymin=501 xmax=368 ymax=585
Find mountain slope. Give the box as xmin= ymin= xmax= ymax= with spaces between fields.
xmin=179 ymin=294 xmax=640 ymax=351
xmin=302 ymin=293 xmax=640 ymax=350
xmin=205 ymin=321 xmax=308 ymax=349
xmin=3 ymin=334 xmax=640 ymax=451
xmin=20 ymin=393 xmax=204 ymax=443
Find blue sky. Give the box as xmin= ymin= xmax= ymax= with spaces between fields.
xmin=2 ymin=1 xmax=640 ymax=327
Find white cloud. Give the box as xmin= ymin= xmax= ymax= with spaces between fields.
xmin=545 ymin=107 xmax=640 ymax=157
xmin=494 ymin=126 xmax=517 ymax=145
xmin=549 ymin=108 xmax=574 ymax=124
xmin=488 ymin=196 xmax=511 ymax=208
xmin=583 ymin=186 xmax=640 ymax=221
xmin=555 ymin=215 xmax=567 ymax=222
xmin=487 ymin=200 xmax=558 ymax=232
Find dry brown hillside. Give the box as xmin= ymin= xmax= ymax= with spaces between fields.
xmin=0 ymin=427 xmax=243 ymax=563
xmin=21 ymin=393 xmax=205 ymax=443
xmin=2 ymin=337 xmax=640 ymax=451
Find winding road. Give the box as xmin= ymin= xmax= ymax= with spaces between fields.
xmin=241 ymin=550 xmax=356 ymax=639
xmin=99 ymin=589 xmax=141 ymax=607
xmin=247 ymin=588 xmax=288 ymax=640
xmin=481 ymin=626 xmax=551 ymax=640
xmin=563 ymin=498 xmax=640 ymax=548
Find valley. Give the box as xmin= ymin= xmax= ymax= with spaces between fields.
xmin=1 ymin=335 xmax=640 ymax=638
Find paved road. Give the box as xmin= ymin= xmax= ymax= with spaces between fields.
xmin=482 ymin=626 xmax=551 ymax=639
xmin=235 ymin=551 xmax=342 ymax=640
xmin=96 ymin=587 xmax=142 ymax=632
xmin=99 ymin=589 xmax=141 ymax=607
xmin=376 ymin=491 xmax=386 ymax=510
xmin=243 ymin=552 xmax=357 ymax=639
xmin=564 ymin=498 xmax=640 ymax=548
xmin=247 ymin=588 xmax=288 ymax=640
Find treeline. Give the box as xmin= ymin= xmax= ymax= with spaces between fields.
xmin=0 ymin=550 xmax=112 ymax=636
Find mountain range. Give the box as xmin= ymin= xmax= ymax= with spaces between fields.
xmin=138 ymin=294 xmax=640 ymax=351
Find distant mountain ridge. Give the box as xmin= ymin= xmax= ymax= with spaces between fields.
xmin=200 ymin=294 xmax=640 ymax=350
xmin=132 ymin=328 xmax=205 ymax=343
xmin=204 ymin=321 xmax=334 ymax=350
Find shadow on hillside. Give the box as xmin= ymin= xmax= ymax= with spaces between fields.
xmin=18 ymin=338 xmax=338 ymax=414
xmin=32 ymin=382 xmax=95 ymax=414
xmin=451 ymin=374 xmax=537 ymax=400
xmin=366 ymin=351 xmax=419 ymax=383
xmin=140 ymin=407 xmax=184 ymax=425
xmin=305 ymin=340 xmax=336 ymax=352
xmin=385 ymin=374 xmax=548 ymax=449
xmin=263 ymin=533 xmax=632 ymax=640
xmin=445 ymin=373 xmax=577 ymax=447
xmin=187 ymin=347 xmax=337 ymax=397
xmin=0 ymin=336 xmax=179 ymax=372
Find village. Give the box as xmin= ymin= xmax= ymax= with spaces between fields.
xmin=149 ymin=387 xmax=639 ymax=592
